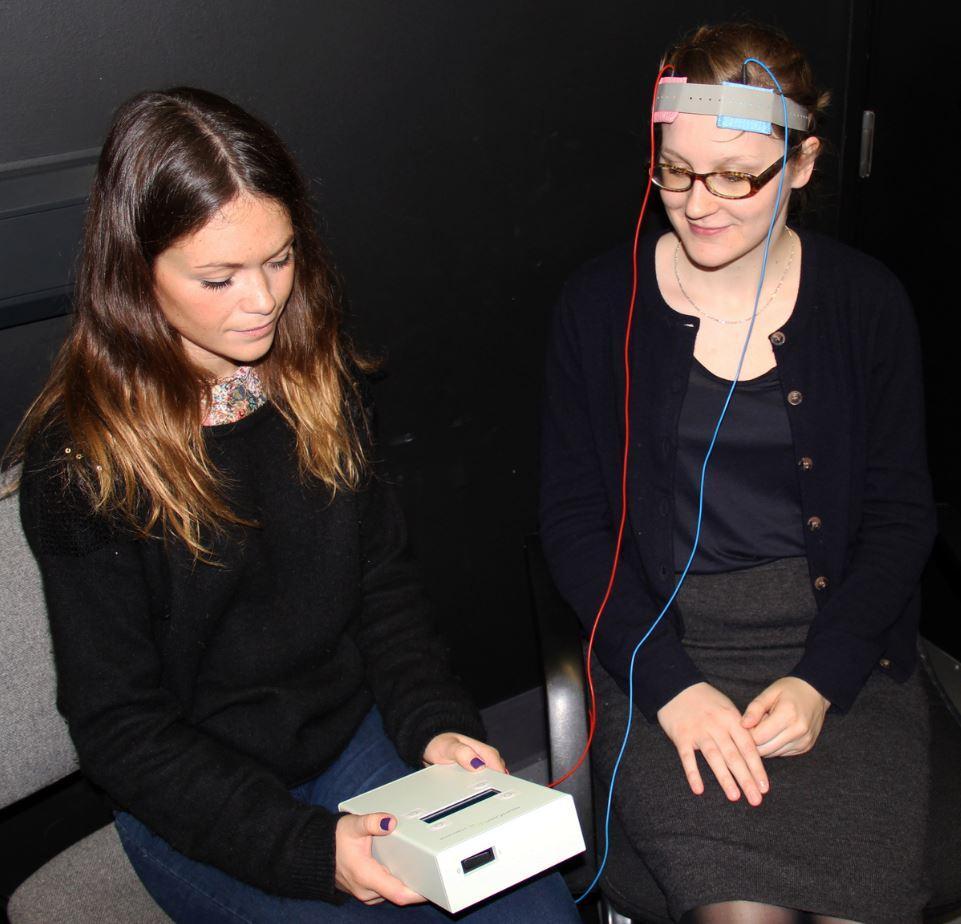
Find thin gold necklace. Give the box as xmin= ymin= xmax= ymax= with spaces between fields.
xmin=673 ymin=229 xmax=797 ymax=325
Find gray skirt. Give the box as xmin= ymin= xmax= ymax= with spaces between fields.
xmin=591 ymin=557 xmax=931 ymax=923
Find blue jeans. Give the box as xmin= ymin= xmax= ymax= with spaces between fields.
xmin=115 ymin=709 xmax=580 ymax=923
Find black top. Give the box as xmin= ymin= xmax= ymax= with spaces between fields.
xmin=540 ymin=228 xmax=936 ymax=720
xmin=673 ymin=359 xmax=805 ymax=574
xmin=19 ymin=401 xmax=485 ymax=902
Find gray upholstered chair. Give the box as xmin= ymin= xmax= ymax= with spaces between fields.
xmin=0 ymin=474 xmax=170 ymax=923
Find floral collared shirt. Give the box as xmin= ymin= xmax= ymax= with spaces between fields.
xmin=203 ymin=366 xmax=266 ymax=426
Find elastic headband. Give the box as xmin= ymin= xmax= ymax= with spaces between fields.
xmin=654 ymin=77 xmax=812 ymax=134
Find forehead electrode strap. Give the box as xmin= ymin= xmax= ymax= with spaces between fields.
xmin=654 ymin=80 xmax=812 ymax=134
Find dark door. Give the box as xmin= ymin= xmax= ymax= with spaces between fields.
xmin=839 ymin=0 xmax=961 ymax=654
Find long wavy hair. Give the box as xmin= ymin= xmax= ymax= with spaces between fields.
xmin=5 ymin=87 xmax=370 ymax=558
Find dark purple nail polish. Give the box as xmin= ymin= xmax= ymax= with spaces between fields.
xmin=380 ymin=817 xmax=391 ymax=831
xmin=470 ymin=757 xmax=485 ymax=769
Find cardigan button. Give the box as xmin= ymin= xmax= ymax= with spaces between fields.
xmin=806 ymin=516 xmax=822 ymax=531
xmin=787 ymin=389 xmax=803 ymax=406
xmin=799 ymin=456 xmax=814 ymax=471
xmin=769 ymin=330 xmax=786 ymax=346
xmin=813 ymin=575 xmax=829 ymax=590
xmin=879 ymin=658 xmax=892 ymax=670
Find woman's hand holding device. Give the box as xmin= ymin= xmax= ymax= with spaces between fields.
xmin=657 ymin=682 xmax=769 ymax=806
xmin=742 ymin=677 xmax=830 ymax=758
xmin=334 ymin=733 xmax=506 ymax=904
xmin=334 ymin=812 xmax=425 ymax=905
xmin=422 ymin=732 xmax=507 ymax=774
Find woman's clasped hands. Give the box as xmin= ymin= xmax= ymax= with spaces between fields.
xmin=334 ymin=733 xmax=506 ymax=904
xmin=657 ymin=678 xmax=830 ymax=806
xmin=743 ymin=676 xmax=831 ymax=759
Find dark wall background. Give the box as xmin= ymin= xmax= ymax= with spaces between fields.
xmin=0 ymin=0 xmax=937 ymax=711
xmin=842 ymin=0 xmax=961 ymax=513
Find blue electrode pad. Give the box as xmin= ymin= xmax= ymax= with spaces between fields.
xmin=718 ymin=82 xmax=773 ymax=134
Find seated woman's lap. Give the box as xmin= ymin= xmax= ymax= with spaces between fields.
xmin=590 ymin=656 xmax=930 ymax=922
xmin=115 ymin=709 xmax=579 ymax=923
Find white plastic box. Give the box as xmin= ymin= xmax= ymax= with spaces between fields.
xmin=338 ymin=763 xmax=585 ymax=913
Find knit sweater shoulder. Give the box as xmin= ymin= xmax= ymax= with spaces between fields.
xmin=19 ymin=401 xmax=484 ymax=901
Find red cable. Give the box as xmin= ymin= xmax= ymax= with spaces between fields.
xmin=549 ymin=64 xmax=674 ymax=789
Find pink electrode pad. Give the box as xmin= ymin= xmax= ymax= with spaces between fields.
xmin=652 ymin=76 xmax=687 ymax=123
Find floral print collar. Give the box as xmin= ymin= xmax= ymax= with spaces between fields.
xmin=203 ymin=366 xmax=266 ymax=426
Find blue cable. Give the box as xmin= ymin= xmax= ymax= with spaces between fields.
xmin=576 ymin=58 xmax=791 ymax=904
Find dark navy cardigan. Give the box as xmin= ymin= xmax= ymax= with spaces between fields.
xmin=540 ymin=228 xmax=936 ymax=721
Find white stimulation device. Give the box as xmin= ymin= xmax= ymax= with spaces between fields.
xmin=338 ymin=764 xmax=585 ymax=913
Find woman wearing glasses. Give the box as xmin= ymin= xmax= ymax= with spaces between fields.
xmin=540 ymin=22 xmax=935 ymax=924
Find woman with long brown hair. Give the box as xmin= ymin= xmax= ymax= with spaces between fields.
xmin=8 ymin=88 xmax=579 ymax=923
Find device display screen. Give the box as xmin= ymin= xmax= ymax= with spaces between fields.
xmin=420 ymin=788 xmax=500 ymax=824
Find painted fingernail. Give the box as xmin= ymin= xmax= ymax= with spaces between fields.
xmin=470 ymin=757 xmax=485 ymax=769
xmin=380 ymin=818 xmax=391 ymax=831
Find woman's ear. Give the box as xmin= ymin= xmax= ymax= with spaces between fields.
xmin=790 ymin=137 xmax=821 ymax=190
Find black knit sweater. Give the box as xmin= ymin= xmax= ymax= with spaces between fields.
xmin=19 ymin=401 xmax=485 ymax=901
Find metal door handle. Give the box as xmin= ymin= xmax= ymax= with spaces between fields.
xmin=859 ymin=110 xmax=876 ymax=179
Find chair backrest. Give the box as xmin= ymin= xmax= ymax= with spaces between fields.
xmin=0 ymin=471 xmax=79 ymax=810
xmin=523 ymin=534 xmax=596 ymax=889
